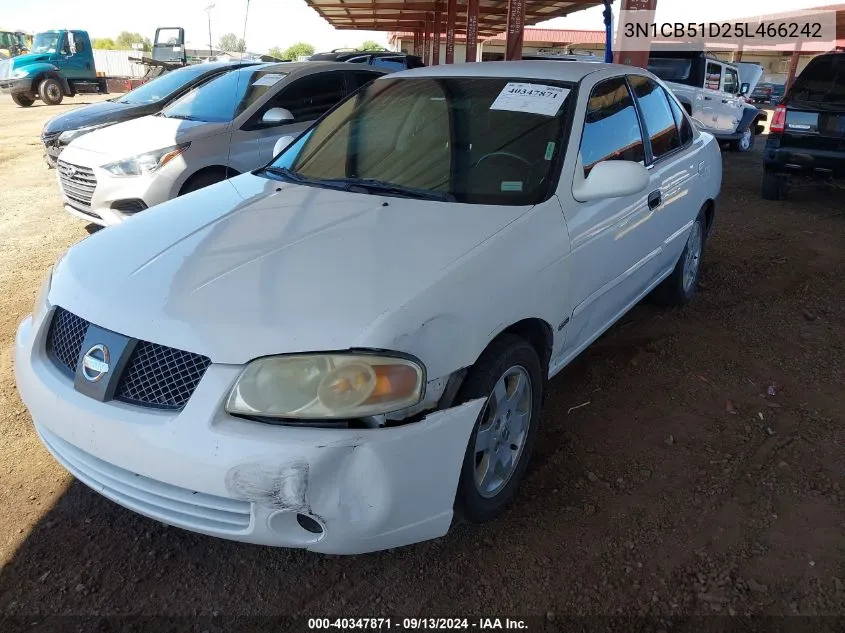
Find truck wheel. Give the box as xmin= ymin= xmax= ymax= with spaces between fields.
xmin=761 ymin=169 xmax=786 ymax=201
xmin=731 ymin=128 xmax=755 ymax=152
xmin=453 ymin=334 xmax=543 ymax=524
xmin=38 ymin=78 xmax=64 ymax=106
xmin=11 ymin=93 xmax=34 ymax=107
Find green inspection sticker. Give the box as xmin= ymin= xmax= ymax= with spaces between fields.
xmin=501 ymin=181 xmax=524 ymax=192
xmin=545 ymin=142 xmax=556 ymax=161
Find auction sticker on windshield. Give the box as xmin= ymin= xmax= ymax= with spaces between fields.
xmin=253 ymin=73 xmax=285 ymax=86
xmin=490 ymin=83 xmax=570 ymax=116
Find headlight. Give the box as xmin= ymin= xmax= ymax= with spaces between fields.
xmin=11 ymin=68 xmax=28 ymax=79
xmin=226 ymin=354 xmax=425 ymax=419
xmin=32 ymin=265 xmax=53 ymax=324
xmin=102 ymin=143 xmax=190 ymax=177
xmin=58 ymin=124 xmax=112 ymax=144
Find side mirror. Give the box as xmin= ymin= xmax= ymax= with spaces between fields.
xmin=273 ymin=135 xmax=295 ymax=157
xmin=261 ymin=107 xmax=294 ymax=126
xmin=739 ymin=82 xmax=750 ymax=96
xmin=573 ymin=160 xmax=650 ymax=203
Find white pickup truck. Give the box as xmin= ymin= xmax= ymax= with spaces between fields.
xmin=648 ymin=50 xmax=766 ymax=152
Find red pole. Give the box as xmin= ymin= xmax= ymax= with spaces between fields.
xmin=424 ymin=13 xmax=433 ymax=64
xmin=613 ymin=0 xmax=657 ymax=68
xmin=433 ymin=2 xmax=442 ymax=65
xmin=465 ymin=0 xmax=479 ymax=62
xmin=413 ymin=29 xmax=421 ymax=56
xmin=505 ymin=0 xmax=525 ymax=61
xmin=445 ymin=0 xmax=456 ymax=63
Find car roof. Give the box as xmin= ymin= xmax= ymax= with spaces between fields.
xmin=230 ymin=60 xmax=380 ymax=76
xmin=384 ymin=60 xmax=632 ymax=83
xmin=180 ymin=61 xmax=260 ymax=72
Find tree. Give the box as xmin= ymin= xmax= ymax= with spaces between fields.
xmin=218 ymin=32 xmax=247 ymax=53
xmin=268 ymin=46 xmax=285 ymax=60
xmin=359 ymin=40 xmax=385 ymax=51
xmin=115 ymin=31 xmax=151 ymax=51
xmin=92 ymin=38 xmax=116 ymax=50
xmin=279 ymin=42 xmax=315 ymax=60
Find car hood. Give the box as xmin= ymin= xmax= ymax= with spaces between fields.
xmin=50 ymin=174 xmax=531 ymax=365
xmin=68 ymin=115 xmax=226 ymax=159
xmin=43 ymin=100 xmax=156 ymax=136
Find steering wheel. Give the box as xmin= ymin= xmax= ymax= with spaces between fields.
xmin=473 ymin=151 xmax=533 ymax=170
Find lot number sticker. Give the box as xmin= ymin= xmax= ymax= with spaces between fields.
xmin=490 ymin=83 xmax=570 ymax=116
xmin=253 ymin=73 xmax=285 ymax=87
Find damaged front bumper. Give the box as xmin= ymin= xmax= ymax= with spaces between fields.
xmin=15 ymin=314 xmax=483 ymax=554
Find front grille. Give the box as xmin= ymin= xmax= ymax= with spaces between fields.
xmin=41 ymin=130 xmax=60 ymax=145
xmin=39 ymin=427 xmax=252 ymax=533
xmin=57 ymin=159 xmax=97 ymax=208
xmin=46 ymin=307 xmax=212 ymax=411
xmin=116 ymin=341 xmax=212 ymax=409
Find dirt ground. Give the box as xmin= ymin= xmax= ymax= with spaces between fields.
xmin=0 ymin=95 xmax=843 ymax=625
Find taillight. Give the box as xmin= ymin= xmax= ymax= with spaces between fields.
xmin=770 ymin=105 xmax=787 ymax=133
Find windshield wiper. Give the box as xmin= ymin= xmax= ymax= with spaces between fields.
xmin=317 ymin=178 xmax=455 ymax=201
xmin=263 ymin=166 xmax=310 ymax=182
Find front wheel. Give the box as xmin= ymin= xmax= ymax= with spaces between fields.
xmin=11 ymin=93 xmax=34 ymax=107
xmin=454 ymin=335 xmax=543 ymax=524
xmin=652 ymin=211 xmax=706 ymax=307
xmin=38 ymin=78 xmax=64 ymax=106
xmin=731 ymin=127 xmax=755 ymax=152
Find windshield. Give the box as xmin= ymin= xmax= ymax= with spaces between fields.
xmin=118 ymin=66 xmax=215 ymax=105
xmin=162 ymin=66 xmax=286 ymax=122
xmin=647 ymin=58 xmax=692 ymax=82
xmin=31 ymin=32 xmax=61 ymax=54
xmin=271 ymin=76 xmax=573 ymax=205
xmin=791 ymin=55 xmax=845 ymax=106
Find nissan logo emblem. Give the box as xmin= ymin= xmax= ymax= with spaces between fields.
xmin=81 ymin=344 xmax=110 ymax=382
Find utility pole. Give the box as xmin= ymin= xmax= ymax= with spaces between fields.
xmin=205 ymin=2 xmax=215 ymax=58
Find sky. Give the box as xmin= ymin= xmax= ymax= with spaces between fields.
xmin=9 ymin=0 xmax=834 ymax=54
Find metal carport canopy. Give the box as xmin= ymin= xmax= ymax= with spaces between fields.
xmin=304 ymin=0 xmax=606 ymax=63
xmin=305 ymin=1 xmax=602 ymax=38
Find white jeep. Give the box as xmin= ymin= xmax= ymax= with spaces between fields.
xmin=648 ymin=50 xmax=766 ymax=152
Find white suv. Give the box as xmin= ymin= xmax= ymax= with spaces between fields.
xmin=56 ymin=62 xmax=387 ymax=226
xmin=649 ymin=51 xmax=766 ymax=152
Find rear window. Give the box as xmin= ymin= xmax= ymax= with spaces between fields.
xmin=647 ymin=58 xmax=692 ymax=82
xmin=790 ymin=55 xmax=845 ymax=107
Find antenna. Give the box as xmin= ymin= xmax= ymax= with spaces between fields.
xmin=204 ymin=2 xmax=215 ymax=59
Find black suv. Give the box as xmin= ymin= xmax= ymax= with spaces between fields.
xmin=309 ymin=50 xmax=425 ymax=71
xmin=762 ymin=52 xmax=845 ymax=200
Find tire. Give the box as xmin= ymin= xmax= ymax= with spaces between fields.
xmin=179 ymin=169 xmax=229 ymax=195
xmin=453 ymin=334 xmax=543 ymax=524
xmin=651 ymin=209 xmax=706 ymax=307
xmin=38 ymin=78 xmax=64 ymax=105
xmin=761 ymin=169 xmax=786 ymax=201
xmin=11 ymin=93 xmax=34 ymax=107
xmin=731 ymin=127 xmax=755 ymax=152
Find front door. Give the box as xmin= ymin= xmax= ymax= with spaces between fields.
xmin=558 ymin=76 xmax=657 ymax=359
xmin=719 ymin=65 xmax=744 ymax=133
xmin=61 ymin=32 xmax=93 ymax=80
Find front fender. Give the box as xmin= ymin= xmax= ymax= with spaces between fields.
xmin=737 ymin=106 xmax=766 ymax=132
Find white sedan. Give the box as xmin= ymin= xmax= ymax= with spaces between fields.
xmin=55 ymin=61 xmax=386 ymax=227
xmin=16 ymin=61 xmax=722 ymax=554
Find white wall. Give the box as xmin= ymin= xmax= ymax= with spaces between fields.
xmin=92 ymin=49 xmax=147 ymax=78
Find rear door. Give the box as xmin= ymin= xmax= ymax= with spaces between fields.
xmin=698 ymin=60 xmax=724 ymax=133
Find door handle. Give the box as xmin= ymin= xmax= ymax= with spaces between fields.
xmin=722 ymin=99 xmax=730 ymax=103
xmin=648 ymin=190 xmax=662 ymax=210
xmin=703 ymin=96 xmax=713 ymax=101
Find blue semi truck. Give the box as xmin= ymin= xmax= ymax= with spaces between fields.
xmin=0 ymin=28 xmax=186 ymax=107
